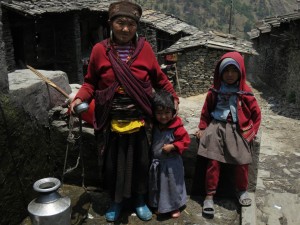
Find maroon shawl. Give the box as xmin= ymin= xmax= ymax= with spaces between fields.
xmin=94 ymin=38 xmax=153 ymax=131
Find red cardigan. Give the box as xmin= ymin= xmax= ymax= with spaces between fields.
xmin=161 ymin=116 xmax=191 ymax=155
xmin=75 ymin=39 xmax=178 ymax=103
xmin=198 ymin=52 xmax=261 ymax=142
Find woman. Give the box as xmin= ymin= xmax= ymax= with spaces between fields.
xmin=70 ymin=1 xmax=178 ymax=222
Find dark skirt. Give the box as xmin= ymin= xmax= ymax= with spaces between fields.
xmin=148 ymin=155 xmax=187 ymax=213
xmin=197 ymin=120 xmax=252 ymax=165
xmin=103 ymin=127 xmax=151 ymax=203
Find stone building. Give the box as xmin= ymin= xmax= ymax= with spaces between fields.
xmin=0 ymin=0 xmax=198 ymax=85
xmin=248 ymin=8 xmax=300 ymax=107
xmin=0 ymin=0 xmax=257 ymax=97
xmin=158 ymin=30 xmax=258 ymax=97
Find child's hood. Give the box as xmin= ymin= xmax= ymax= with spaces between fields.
xmin=213 ymin=51 xmax=246 ymax=90
xmin=168 ymin=116 xmax=184 ymax=129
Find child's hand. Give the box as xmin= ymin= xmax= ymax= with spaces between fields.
xmin=162 ymin=144 xmax=175 ymax=153
xmin=195 ymin=130 xmax=205 ymax=139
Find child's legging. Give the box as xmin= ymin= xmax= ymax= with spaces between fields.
xmin=205 ymin=159 xmax=249 ymax=196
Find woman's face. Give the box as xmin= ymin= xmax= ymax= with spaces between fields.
xmin=110 ymin=17 xmax=137 ymax=45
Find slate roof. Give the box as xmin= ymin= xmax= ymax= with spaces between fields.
xmin=1 ymin=0 xmax=255 ymax=54
xmin=140 ymin=9 xmax=198 ymax=35
xmin=0 ymin=0 xmax=116 ymax=15
xmin=158 ymin=30 xmax=258 ymax=55
xmin=1 ymin=0 xmax=198 ymax=35
xmin=248 ymin=10 xmax=300 ymax=39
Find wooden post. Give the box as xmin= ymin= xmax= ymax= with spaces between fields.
xmin=229 ymin=0 xmax=233 ymax=34
xmin=174 ymin=63 xmax=181 ymax=95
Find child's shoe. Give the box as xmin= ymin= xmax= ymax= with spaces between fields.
xmin=171 ymin=209 xmax=181 ymax=218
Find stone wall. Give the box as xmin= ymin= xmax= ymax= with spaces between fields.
xmin=0 ymin=7 xmax=8 ymax=92
xmin=249 ymin=21 xmax=300 ymax=107
xmin=286 ymin=20 xmax=300 ymax=105
xmin=0 ymin=70 xmax=72 ymax=225
xmin=2 ymin=10 xmax=84 ymax=84
xmin=138 ymin=22 xmax=157 ymax=53
xmin=174 ymin=48 xmax=226 ymax=97
xmin=287 ymin=48 xmax=300 ymax=105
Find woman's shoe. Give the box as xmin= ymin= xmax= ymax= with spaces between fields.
xmin=135 ymin=195 xmax=152 ymax=221
xmin=105 ymin=202 xmax=122 ymax=222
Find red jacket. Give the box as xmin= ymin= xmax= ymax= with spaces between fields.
xmin=198 ymin=52 xmax=261 ymax=142
xmin=163 ymin=116 xmax=190 ymax=155
xmin=75 ymin=39 xmax=178 ymax=103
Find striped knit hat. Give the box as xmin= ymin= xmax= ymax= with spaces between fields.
xmin=219 ymin=58 xmax=241 ymax=75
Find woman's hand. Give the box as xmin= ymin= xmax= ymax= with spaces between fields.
xmin=69 ymin=98 xmax=82 ymax=115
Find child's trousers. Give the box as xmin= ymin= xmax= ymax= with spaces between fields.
xmin=205 ymin=159 xmax=248 ymax=195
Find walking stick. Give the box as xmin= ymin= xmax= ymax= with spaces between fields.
xmin=27 ymin=65 xmax=70 ymax=99
xmin=174 ymin=63 xmax=181 ymax=95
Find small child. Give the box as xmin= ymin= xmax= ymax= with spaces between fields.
xmin=149 ymin=90 xmax=190 ymax=218
xmin=195 ymin=52 xmax=261 ymax=215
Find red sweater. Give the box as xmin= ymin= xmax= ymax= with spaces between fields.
xmin=160 ymin=116 xmax=191 ymax=155
xmin=76 ymin=39 xmax=178 ymax=103
xmin=198 ymin=52 xmax=261 ymax=142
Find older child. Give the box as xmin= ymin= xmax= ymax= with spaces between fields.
xmin=149 ymin=90 xmax=190 ymax=218
xmin=195 ymin=52 xmax=261 ymax=215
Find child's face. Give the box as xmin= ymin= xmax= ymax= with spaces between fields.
xmin=222 ymin=65 xmax=240 ymax=84
xmin=155 ymin=106 xmax=173 ymax=125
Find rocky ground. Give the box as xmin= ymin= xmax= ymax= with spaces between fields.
xmin=79 ymin=78 xmax=300 ymax=225
xmin=250 ymin=84 xmax=300 ymax=225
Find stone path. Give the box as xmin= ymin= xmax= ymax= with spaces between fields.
xmin=252 ymin=86 xmax=300 ymax=225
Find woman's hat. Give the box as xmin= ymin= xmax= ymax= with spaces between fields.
xmin=219 ymin=58 xmax=241 ymax=75
xmin=108 ymin=1 xmax=142 ymax=23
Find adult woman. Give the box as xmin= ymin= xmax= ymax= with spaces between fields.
xmin=70 ymin=1 xmax=178 ymax=222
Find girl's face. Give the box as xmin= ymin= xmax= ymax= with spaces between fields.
xmin=110 ymin=17 xmax=137 ymax=45
xmin=222 ymin=65 xmax=240 ymax=84
xmin=155 ymin=106 xmax=173 ymax=125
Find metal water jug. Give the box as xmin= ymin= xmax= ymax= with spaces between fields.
xmin=28 ymin=177 xmax=71 ymax=225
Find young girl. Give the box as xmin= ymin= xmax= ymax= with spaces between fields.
xmin=149 ymin=90 xmax=190 ymax=218
xmin=195 ymin=52 xmax=261 ymax=215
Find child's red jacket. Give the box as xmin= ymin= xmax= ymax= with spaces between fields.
xmin=198 ymin=51 xmax=261 ymax=142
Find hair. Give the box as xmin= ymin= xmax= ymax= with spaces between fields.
xmin=153 ymin=89 xmax=176 ymax=115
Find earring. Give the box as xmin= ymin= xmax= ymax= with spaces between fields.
xmin=135 ymin=32 xmax=139 ymax=40
xmin=110 ymin=30 xmax=113 ymax=41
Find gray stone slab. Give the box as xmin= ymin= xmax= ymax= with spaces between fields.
xmin=8 ymin=69 xmax=71 ymax=126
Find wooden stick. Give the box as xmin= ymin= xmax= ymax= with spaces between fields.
xmin=174 ymin=63 xmax=181 ymax=95
xmin=27 ymin=65 xmax=70 ymax=99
